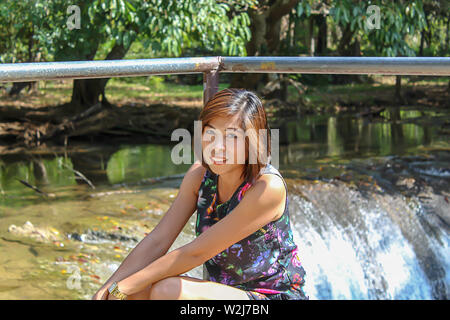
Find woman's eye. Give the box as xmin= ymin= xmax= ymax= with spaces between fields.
xmin=226 ymin=133 xmax=237 ymax=139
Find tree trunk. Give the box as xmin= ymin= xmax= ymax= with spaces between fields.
xmin=230 ymin=7 xmax=266 ymax=90
xmin=71 ymin=79 xmax=105 ymax=109
xmin=316 ymin=14 xmax=327 ymax=55
xmin=395 ymin=75 xmax=403 ymax=104
xmin=230 ymin=0 xmax=300 ymax=91
xmin=8 ymin=82 xmax=34 ymax=96
xmin=8 ymin=27 xmax=40 ymax=96
xmin=337 ymin=24 xmax=355 ymax=56
xmin=70 ymin=43 xmax=128 ymax=112
xmin=333 ymin=25 xmax=363 ymax=84
xmin=419 ymin=30 xmax=425 ymax=56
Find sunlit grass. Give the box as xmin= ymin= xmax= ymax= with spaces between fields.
xmin=1 ymin=76 xmax=445 ymax=110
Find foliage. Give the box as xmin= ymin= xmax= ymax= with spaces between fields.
xmin=0 ymin=0 xmax=255 ymax=63
xmin=285 ymin=0 xmax=448 ymax=57
xmin=333 ymin=0 xmax=428 ymax=56
xmin=0 ymin=0 xmax=50 ymax=63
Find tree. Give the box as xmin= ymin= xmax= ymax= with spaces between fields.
xmin=0 ymin=0 xmax=50 ymax=95
xmin=230 ymin=0 xmax=301 ymax=92
xmin=2 ymin=0 xmax=254 ymax=111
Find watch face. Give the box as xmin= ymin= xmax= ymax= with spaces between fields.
xmin=108 ymin=283 xmax=117 ymax=293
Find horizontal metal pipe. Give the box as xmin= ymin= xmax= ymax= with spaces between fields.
xmin=221 ymin=57 xmax=450 ymax=76
xmin=0 ymin=57 xmax=220 ymax=82
xmin=1 ymin=56 xmax=449 ymax=83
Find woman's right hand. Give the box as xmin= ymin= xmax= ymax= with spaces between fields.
xmin=92 ymin=283 xmax=112 ymax=300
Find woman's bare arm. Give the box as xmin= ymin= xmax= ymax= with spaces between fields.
xmin=116 ymin=174 xmax=285 ymax=296
xmin=100 ymin=161 xmax=206 ymax=286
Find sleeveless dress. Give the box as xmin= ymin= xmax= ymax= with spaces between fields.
xmin=195 ymin=163 xmax=308 ymax=300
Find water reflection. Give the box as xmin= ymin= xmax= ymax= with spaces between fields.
xmin=107 ymin=145 xmax=191 ymax=184
xmin=278 ymin=108 xmax=445 ymax=171
xmin=1 ymin=107 xmax=448 ymax=203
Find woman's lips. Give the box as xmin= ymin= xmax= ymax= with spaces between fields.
xmin=211 ymin=156 xmax=227 ymax=165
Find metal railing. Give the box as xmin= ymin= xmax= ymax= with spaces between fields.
xmin=1 ymin=56 xmax=450 ymax=105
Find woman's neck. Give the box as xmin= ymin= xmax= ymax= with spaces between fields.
xmin=216 ymin=166 xmax=245 ymax=204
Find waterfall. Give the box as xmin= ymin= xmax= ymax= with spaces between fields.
xmin=289 ymin=179 xmax=449 ymax=300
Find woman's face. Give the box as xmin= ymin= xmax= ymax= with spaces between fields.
xmin=202 ymin=115 xmax=246 ymax=175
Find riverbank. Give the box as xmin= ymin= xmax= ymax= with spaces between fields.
xmin=1 ymin=78 xmax=448 ymax=147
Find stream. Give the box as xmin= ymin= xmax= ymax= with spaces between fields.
xmin=0 ymin=106 xmax=448 ymax=299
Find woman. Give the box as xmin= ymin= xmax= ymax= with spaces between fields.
xmin=92 ymin=88 xmax=308 ymax=300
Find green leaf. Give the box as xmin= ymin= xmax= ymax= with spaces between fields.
xmin=335 ymin=7 xmax=341 ymax=23
xmin=123 ymin=32 xmax=130 ymax=48
xmin=342 ymin=7 xmax=349 ymax=23
xmin=296 ymin=3 xmax=303 ymax=17
xmin=126 ymin=0 xmax=136 ymax=12
xmin=350 ymin=17 xmax=356 ymax=31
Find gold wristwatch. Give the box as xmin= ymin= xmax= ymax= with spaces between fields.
xmin=108 ymin=282 xmax=128 ymax=300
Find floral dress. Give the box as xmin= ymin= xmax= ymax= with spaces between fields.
xmin=195 ymin=163 xmax=308 ymax=300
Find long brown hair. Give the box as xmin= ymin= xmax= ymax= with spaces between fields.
xmin=195 ymin=88 xmax=271 ymax=184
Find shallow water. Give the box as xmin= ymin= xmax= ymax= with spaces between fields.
xmin=0 ymin=106 xmax=449 ymax=299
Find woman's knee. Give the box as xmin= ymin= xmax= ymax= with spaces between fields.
xmin=149 ymin=277 xmax=182 ymax=300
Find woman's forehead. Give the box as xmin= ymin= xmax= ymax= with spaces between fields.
xmin=206 ymin=116 xmax=242 ymax=130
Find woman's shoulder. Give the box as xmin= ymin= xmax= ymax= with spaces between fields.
xmin=253 ymin=164 xmax=286 ymax=198
xmin=243 ymin=165 xmax=286 ymax=222
xmin=255 ymin=164 xmax=287 ymax=221
xmin=183 ymin=161 xmax=208 ymax=197
xmin=258 ymin=164 xmax=284 ymax=183
xmin=188 ymin=160 xmax=207 ymax=177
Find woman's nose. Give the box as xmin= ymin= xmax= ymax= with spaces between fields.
xmin=211 ymin=134 xmax=226 ymax=154
xmin=213 ymin=139 xmax=226 ymax=152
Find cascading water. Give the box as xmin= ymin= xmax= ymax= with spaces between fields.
xmin=288 ymin=176 xmax=449 ymax=300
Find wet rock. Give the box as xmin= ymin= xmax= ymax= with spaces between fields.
xmin=7 ymin=221 xmax=62 ymax=243
xmin=396 ymin=177 xmax=416 ymax=189
xmin=67 ymin=229 xmax=139 ymax=245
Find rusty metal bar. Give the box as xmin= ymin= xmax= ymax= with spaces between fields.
xmin=202 ymin=56 xmax=221 ymax=106
xmin=0 ymin=57 xmax=220 ymax=83
xmin=220 ymin=57 xmax=450 ymax=76
xmin=1 ymin=56 xmax=449 ymax=111
xmin=2 ymin=57 xmax=449 ymax=84
xmin=203 ymin=69 xmax=220 ymax=106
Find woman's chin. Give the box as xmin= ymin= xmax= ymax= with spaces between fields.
xmin=209 ymin=163 xmax=228 ymax=174
xmin=209 ymin=162 xmax=244 ymax=175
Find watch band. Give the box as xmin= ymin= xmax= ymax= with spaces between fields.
xmin=108 ymin=282 xmax=128 ymax=300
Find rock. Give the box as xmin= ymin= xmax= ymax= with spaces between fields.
xmin=67 ymin=229 xmax=139 ymax=245
xmin=396 ymin=177 xmax=416 ymax=189
xmin=8 ymin=221 xmax=62 ymax=243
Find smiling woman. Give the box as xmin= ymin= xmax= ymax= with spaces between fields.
xmin=192 ymin=89 xmax=308 ymax=300
xmin=196 ymin=88 xmax=272 ymax=185
xmin=92 ymin=88 xmax=308 ymax=301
